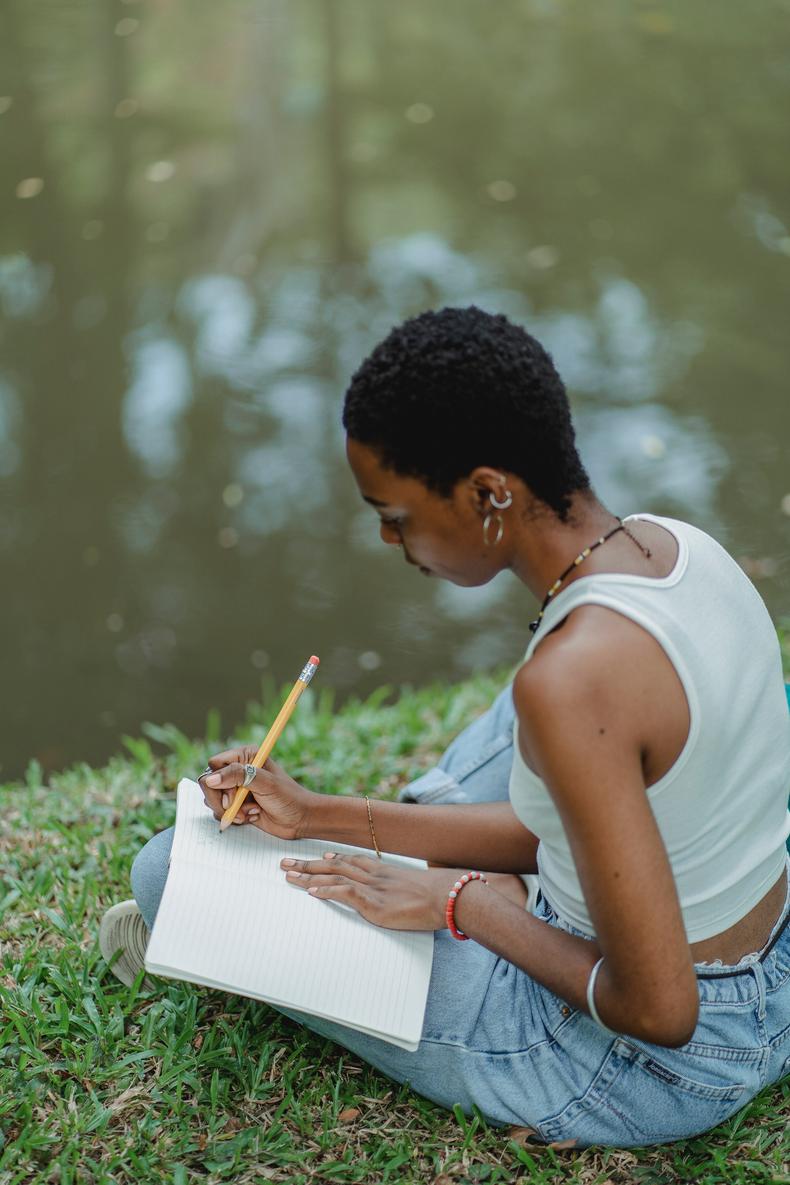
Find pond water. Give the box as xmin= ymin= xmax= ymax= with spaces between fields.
xmin=2 ymin=0 xmax=789 ymax=779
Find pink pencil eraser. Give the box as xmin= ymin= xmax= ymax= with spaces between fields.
xmin=310 ymin=655 xmax=320 ymax=666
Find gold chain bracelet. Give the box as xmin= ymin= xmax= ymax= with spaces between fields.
xmin=364 ymin=795 xmax=382 ymax=859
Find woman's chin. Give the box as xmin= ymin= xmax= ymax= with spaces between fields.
xmin=441 ymin=568 xmax=493 ymax=588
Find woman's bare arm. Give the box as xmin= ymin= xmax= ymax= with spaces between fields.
xmin=476 ymin=626 xmax=700 ymax=1046
xmin=306 ymin=795 xmax=540 ymax=873
xmin=201 ymin=743 xmax=539 ymax=871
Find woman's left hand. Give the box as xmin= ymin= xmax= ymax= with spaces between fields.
xmin=280 ymin=853 xmax=464 ymax=931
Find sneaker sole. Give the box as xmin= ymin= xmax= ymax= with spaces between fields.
xmin=99 ymin=900 xmax=154 ymax=989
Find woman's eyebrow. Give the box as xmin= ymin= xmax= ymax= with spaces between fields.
xmin=362 ymin=495 xmax=389 ymax=508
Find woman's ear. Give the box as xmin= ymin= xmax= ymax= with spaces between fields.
xmin=467 ymin=467 xmax=511 ymax=514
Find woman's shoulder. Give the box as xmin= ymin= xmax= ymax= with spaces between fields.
xmin=514 ymin=609 xmax=652 ymax=722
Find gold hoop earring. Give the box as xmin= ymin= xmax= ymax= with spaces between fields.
xmin=483 ymin=511 xmax=504 ymax=547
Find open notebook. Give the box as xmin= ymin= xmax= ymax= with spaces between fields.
xmin=144 ymin=779 xmax=434 ymax=1050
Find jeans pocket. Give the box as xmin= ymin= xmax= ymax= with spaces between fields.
xmin=538 ymin=1037 xmax=749 ymax=1148
xmin=771 ymin=1021 xmax=790 ymax=1081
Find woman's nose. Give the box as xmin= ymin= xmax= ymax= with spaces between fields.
xmin=379 ymin=522 xmax=402 ymax=546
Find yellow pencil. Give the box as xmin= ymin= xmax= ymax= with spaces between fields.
xmin=219 ymin=655 xmax=320 ymax=832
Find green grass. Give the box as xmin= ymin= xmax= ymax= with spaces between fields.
xmin=2 ymin=658 xmax=789 ymax=1185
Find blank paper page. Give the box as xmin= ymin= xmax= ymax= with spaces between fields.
xmin=145 ymin=780 xmax=434 ymax=1050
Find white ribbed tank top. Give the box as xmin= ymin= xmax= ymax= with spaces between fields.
xmin=508 ymin=513 xmax=790 ymax=943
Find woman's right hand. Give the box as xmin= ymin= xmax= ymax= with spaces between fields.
xmin=198 ymin=746 xmax=317 ymax=840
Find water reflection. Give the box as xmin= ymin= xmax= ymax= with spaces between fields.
xmin=579 ymin=404 xmax=729 ymax=522
xmin=737 ymin=194 xmax=790 ymax=257
xmin=0 ymin=379 xmax=22 ymax=479
xmin=1 ymin=0 xmax=788 ymax=778
xmin=123 ymin=337 xmax=192 ymax=479
xmin=536 ymin=277 xmax=706 ymax=403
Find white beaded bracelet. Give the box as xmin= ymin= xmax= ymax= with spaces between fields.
xmin=586 ymin=955 xmax=614 ymax=1033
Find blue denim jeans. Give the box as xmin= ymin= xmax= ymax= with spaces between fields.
xmin=131 ymin=683 xmax=790 ymax=1147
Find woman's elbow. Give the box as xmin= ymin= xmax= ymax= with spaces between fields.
xmin=645 ymin=1016 xmax=698 ymax=1048
xmin=632 ymin=994 xmax=699 ymax=1048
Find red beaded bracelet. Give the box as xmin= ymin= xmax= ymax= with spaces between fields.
xmin=445 ymin=871 xmax=488 ymax=940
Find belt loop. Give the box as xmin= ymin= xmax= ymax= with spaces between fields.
xmin=750 ymin=961 xmax=767 ymax=1023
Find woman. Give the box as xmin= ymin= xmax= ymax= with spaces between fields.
xmin=103 ymin=306 xmax=790 ymax=1147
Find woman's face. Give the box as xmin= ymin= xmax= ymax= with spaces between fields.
xmin=346 ymin=436 xmax=503 ymax=587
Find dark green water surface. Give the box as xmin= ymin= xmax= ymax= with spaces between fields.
xmin=2 ymin=1 xmax=789 ymax=778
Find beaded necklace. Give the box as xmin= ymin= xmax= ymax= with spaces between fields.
xmin=528 ymin=518 xmax=651 ymax=635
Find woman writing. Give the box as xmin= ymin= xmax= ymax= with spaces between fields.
xmin=106 ymin=306 xmax=790 ymax=1147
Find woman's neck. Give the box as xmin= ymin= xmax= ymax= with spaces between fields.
xmin=508 ymin=496 xmax=624 ymax=604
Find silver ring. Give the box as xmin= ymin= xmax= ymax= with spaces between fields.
xmin=200 ymin=766 xmax=212 ymax=778
xmin=242 ymin=763 xmax=257 ymax=788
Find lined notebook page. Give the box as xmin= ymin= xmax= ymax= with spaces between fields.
xmin=145 ymin=779 xmax=434 ymax=1050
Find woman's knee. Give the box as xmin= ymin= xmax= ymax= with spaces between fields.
xmin=130 ymin=827 xmax=174 ymax=929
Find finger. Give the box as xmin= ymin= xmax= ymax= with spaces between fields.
xmin=199 ymin=776 xmax=223 ymax=815
xmin=303 ymin=881 xmax=365 ymax=910
xmin=222 ymin=785 xmax=254 ymax=824
xmin=201 ymin=763 xmax=251 ymax=816
xmin=200 ymin=784 xmax=225 ymax=816
xmin=204 ymin=797 xmax=248 ymax=823
xmin=342 ymin=853 xmax=382 ymax=871
xmin=245 ymin=765 xmax=278 ymax=802
xmin=206 ymin=800 xmax=257 ymax=824
xmin=280 ymin=855 xmax=372 ymax=882
xmin=199 ymin=761 xmax=231 ymax=815
xmin=203 ymin=751 xmax=250 ymax=774
xmin=203 ymin=763 xmax=247 ymax=791
xmin=232 ymin=798 xmax=259 ymax=823
xmin=284 ymin=871 xmax=351 ymax=890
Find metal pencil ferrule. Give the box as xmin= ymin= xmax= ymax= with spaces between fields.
xmin=299 ymin=661 xmax=318 ymax=685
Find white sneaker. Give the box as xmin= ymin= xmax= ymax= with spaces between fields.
xmin=99 ymin=900 xmax=154 ymax=989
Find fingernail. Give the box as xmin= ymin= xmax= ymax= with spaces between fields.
xmin=222 ymin=793 xmax=229 ymax=808
xmin=286 ymin=871 xmax=302 ymax=879
xmin=205 ymin=774 xmax=221 ymax=787
xmin=323 ymin=852 xmax=337 ymax=860
xmin=308 ymin=886 xmax=319 ymax=895
xmin=281 ymin=858 xmax=295 ymax=867
xmin=248 ymin=809 xmax=260 ymax=818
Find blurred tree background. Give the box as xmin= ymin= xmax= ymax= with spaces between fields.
xmin=1 ymin=0 xmax=789 ymax=778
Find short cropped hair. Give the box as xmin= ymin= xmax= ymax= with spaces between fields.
xmin=342 ymin=306 xmax=590 ymax=520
